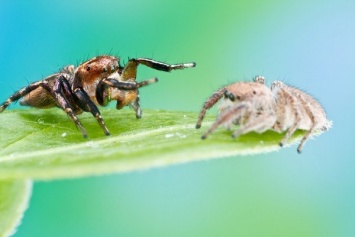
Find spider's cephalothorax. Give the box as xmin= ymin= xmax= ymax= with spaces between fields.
xmin=0 ymin=55 xmax=196 ymax=138
xmin=195 ymin=76 xmax=330 ymax=153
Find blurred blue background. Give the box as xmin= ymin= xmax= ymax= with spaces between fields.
xmin=1 ymin=0 xmax=354 ymax=236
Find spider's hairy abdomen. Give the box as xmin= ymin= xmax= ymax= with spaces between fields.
xmin=20 ymin=73 xmax=69 ymax=109
xmin=271 ymin=81 xmax=329 ymax=132
xmin=20 ymin=87 xmax=55 ymax=108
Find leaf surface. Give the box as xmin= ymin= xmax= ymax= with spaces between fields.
xmin=0 ymin=180 xmax=32 ymax=237
xmin=0 ymin=109 xmax=323 ymax=180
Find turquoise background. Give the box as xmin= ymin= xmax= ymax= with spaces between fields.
xmin=1 ymin=0 xmax=354 ymax=236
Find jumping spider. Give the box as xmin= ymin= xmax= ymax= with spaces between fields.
xmin=0 ymin=55 xmax=196 ymax=138
xmin=195 ymin=76 xmax=330 ymax=153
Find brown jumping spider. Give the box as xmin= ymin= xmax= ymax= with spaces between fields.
xmin=0 ymin=55 xmax=196 ymax=138
xmin=195 ymin=76 xmax=330 ymax=153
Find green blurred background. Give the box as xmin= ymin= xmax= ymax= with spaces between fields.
xmin=1 ymin=0 xmax=354 ymax=236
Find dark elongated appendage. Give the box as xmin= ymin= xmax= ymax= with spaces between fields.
xmin=74 ymin=87 xmax=110 ymax=136
xmin=121 ymin=58 xmax=196 ymax=80
xmin=195 ymin=88 xmax=226 ymax=129
xmin=96 ymin=79 xmax=138 ymax=106
xmin=129 ymin=95 xmax=142 ymax=119
xmin=96 ymin=78 xmax=158 ymax=106
xmin=137 ymin=78 xmax=158 ymax=88
xmin=133 ymin=58 xmax=196 ymax=72
xmin=50 ymin=76 xmax=88 ymax=138
xmin=102 ymin=78 xmax=140 ymax=89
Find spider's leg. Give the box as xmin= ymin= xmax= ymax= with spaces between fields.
xmin=196 ymin=88 xmax=226 ymax=129
xmin=201 ymin=103 xmax=247 ymax=139
xmin=131 ymin=77 xmax=159 ymax=118
xmin=102 ymin=77 xmax=158 ymax=90
xmin=49 ymin=76 xmax=88 ymax=138
xmin=96 ymin=77 xmax=158 ymax=118
xmin=279 ymin=92 xmax=301 ymax=148
xmin=297 ymin=125 xmax=315 ymax=153
xmin=96 ymin=77 xmax=157 ymax=105
xmin=134 ymin=58 xmax=196 ymax=71
xmin=0 ymin=81 xmax=45 ymax=112
xmin=272 ymin=89 xmax=287 ymax=132
xmin=296 ymin=96 xmax=317 ymax=154
xmin=136 ymin=78 xmax=159 ymax=88
xmin=103 ymin=79 xmax=139 ymax=90
xmin=129 ymin=93 xmax=142 ymax=119
xmin=96 ymin=77 xmax=157 ymax=101
xmin=280 ymin=120 xmax=300 ymax=149
xmin=231 ymin=112 xmax=276 ymax=138
xmin=73 ymin=87 xmax=110 ymax=136
xmin=122 ymin=58 xmax=195 ymax=80
xmin=96 ymin=78 xmax=139 ymax=106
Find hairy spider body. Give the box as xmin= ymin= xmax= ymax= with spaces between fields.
xmin=196 ymin=76 xmax=330 ymax=153
xmin=0 ymin=55 xmax=196 ymax=138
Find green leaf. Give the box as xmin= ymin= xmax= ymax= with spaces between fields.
xmin=0 ymin=109 xmax=328 ymax=180
xmin=0 ymin=180 xmax=32 ymax=237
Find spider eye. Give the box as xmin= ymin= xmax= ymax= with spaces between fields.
xmin=103 ymin=67 xmax=108 ymax=72
xmin=224 ymin=90 xmax=236 ymax=101
xmin=86 ymin=66 xmax=90 ymax=71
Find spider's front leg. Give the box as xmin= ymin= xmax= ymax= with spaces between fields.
xmin=97 ymin=77 xmax=158 ymax=94
xmin=122 ymin=58 xmax=196 ymax=80
xmin=201 ymin=103 xmax=249 ymax=139
xmin=96 ymin=77 xmax=158 ymax=118
xmin=128 ymin=78 xmax=159 ymax=118
xmin=128 ymin=95 xmax=142 ymax=119
xmin=231 ymin=110 xmax=276 ymax=138
xmin=195 ymin=88 xmax=226 ymax=129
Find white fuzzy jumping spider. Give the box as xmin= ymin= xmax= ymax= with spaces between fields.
xmin=0 ymin=55 xmax=196 ymax=138
xmin=195 ymin=76 xmax=330 ymax=153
